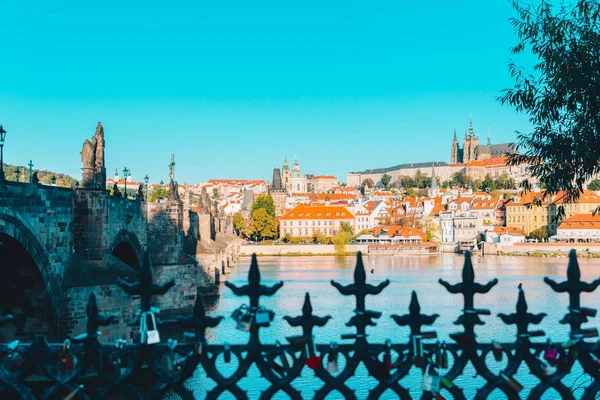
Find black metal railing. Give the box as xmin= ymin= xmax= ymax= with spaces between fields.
xmin=1 ymin=250 xmax=600 ymax=399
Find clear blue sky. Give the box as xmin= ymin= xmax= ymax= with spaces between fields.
xmin=0 ymin=0 xmax=532 ymax=184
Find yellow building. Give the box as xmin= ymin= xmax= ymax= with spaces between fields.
xmin=505 ymin=190 xmax=600 ymax=235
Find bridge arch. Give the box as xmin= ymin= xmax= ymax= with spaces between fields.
xmin=110 ymin=229 xmax=143 ymax=270
xmin=0 ymin=211 xmax=58 ymax=340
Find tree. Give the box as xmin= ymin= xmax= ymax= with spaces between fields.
xmin=315 ymin=230 xmax=328 ymax=244
xmin=380 ymin=174 xmax=392 ymax=190
xmin=451 ymin=172 xmax=468 ymax=188
xmin=283 ymin=233 xmax=292 ymax=243
xmin=233 ymin=212 xmax=244 ymax=234
xmin=422 ymin=217 xmax=440 ymax=243
xmin=482 ymin=175 xmax=497 ymax=192
xmin=529 ymin=227 xmax=549 ymax=242
xmin=500 ymin=0 xmax=600 ymax=220
xmin=251 ymin=208 xmax=277 ymax=240
xmin=496 ymin=173 xmax=516 ymax=190
xmin=398 ymin=175 xmax=416 ymax=189
xmin=471 ymin=179 xmax=483 ymax=192
xmin=252 ymin=194 xmax=276 ymax=217
xmin=414 ymin=169 xmax=430 ymax=188
xmin=589 ymin=179 xmax=600 ymax=191
xmin=213 ymin=188 xmax=220 ymax=199
xmin=332 ymin=231 xmax=352 ymax=253
xmin=363 ymin=178 xmax=375 ymax=188
xmin=406 ymin=187 xmax=417 ymax=197
xmin=149 ymin=186 xmax=168 ymax=202
xmin=339 ymin=221 xmax=354 ymax=237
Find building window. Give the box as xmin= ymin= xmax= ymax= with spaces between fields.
xmin=284 ymin=221 xmax=287 ymax=226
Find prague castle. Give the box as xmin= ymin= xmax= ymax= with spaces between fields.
xmin=450 ymin=117 xmax=514 ymax=164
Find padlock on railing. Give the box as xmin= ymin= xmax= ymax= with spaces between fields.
xmin=305 ymin=336 xmax=322 ymax=371
xmin=421 ymin=364 xmax=441 ymax=393
xmin=255 ymin=306 xmax=274 ymax=326
xmin=276 ymin=341 xmax=291 ymax=371
xmin=436 ymin=343 xmax=448 ymax=369
xmin=146 ymin=312 xmax=161 ymax=344
xmin=236 ymin=312 xmax=253 ymax=332
xmin=63 ymin=384 xmax=84 ymax=400
xmin=449 ymin=332 xmax=474 ymax=345
xmin=570 ymin=307 xmax=598 ymax=318
xmin=383 ymin=340 xmax=392 ymax=371
xmin=165 ymin=339 xmax=185 ymax=373
xmin=224 ymin=343 xmax=231 ymax=363
xmin=231 ymin=305 xmax=248 ymax=322
xmin=183 ymin=332 xmax=204 ymax=356
xmin=582 ymin=328 xmax=599 ymax=338
xmin=492 ymin=341 xmax=503 ymax=362
xmin=501 ymin=372 xmax=523 ymax=393
xmin=543 ymin=342 xmax=559 ymax=366
xmin=540 ymin=360 xmax=553 ymax=376
xmin=412 ymin=335 xmax=426 ymax=367
xmin=60 ymin=339 xmax=75 ymax=373
xmin=271 ymin=341 xmax=289 ymax=377
xmin=327 ymin=342 xmax=339 ymax=373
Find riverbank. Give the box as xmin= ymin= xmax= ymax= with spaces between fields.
xmin=239 ymin=244 xmax=369 ymax=256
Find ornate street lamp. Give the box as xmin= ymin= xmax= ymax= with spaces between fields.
xmin=123 ymin=167 xmax=129 ymax=199
xmin=51 ymin=176 xmax=56 ymax=186
xmin=144 ymin=175 xmax=149 ymax=201
xmin=75 ymin=181 xmax=79 ymax=189
xmin=15 ymin=168 xmax=20 ymax=182
xmin=28 ymin=160 xmax=33 ymax=183
xmin=0 ymin=125 xmax=7 ymax=182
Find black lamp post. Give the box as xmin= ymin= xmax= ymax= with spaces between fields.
xmin=51 ymin=176 xmax=56 ymax=186
xmin=123 ymin=167 xmax=129 ymax=199
xmin=15 ymin=168 xmax=20 ymax=182
xmin=144 ymin=175 xmax=149 ymax=201
xmin=0 ymin=125 xmax=6 ymax=182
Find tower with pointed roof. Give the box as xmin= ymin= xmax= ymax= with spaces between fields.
xmin=451 ymin=129 xmax=460 ymax=164
xmin=282 ymin=157 xmax=291 ymax=192
xmin=462 ymin=116 xmax=479 ymax=163
xmin=428 ymin=162 xmax=440 ymax=197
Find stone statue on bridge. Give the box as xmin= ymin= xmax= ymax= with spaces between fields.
xmin=80 ymin=122 xmax=106 ymax=190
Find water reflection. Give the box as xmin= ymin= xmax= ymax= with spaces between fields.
xmin=197 ymin=254 xmax=600 ymax=399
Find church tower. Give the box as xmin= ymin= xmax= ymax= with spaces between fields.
xmin=451 ymin=129 xmax=460 ymax=164
xmin=462 ymin=116 xmax=479 ymax=163
xmin=282 ymin=157 xmax=291 ymax=192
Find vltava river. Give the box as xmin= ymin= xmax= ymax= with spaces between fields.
xmin=194 ymin=254 xmax=600 ymax=399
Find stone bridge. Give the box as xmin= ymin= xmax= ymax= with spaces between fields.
xmin=0 ymin=124 xmax=241 ymax=342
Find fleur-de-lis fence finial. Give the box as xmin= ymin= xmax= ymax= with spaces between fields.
xmin=331 ymin=252 xmax=389 ymax=339
xmin=498 ymin=287 xmax=546 ymax=338
xmin=284 ymin=293 xmax=331 ymax=338
xmin=116 ymin=251 xmax=175 ymax=314
xmin=391 ymin=290 xmax=439 ymax=336
xmin=439 ymin=250 xmax=497 ymax=341
xmin=544 ymin=249 xmax=600 ymax=335
xmin=174 ymin=289 xmax=223 ymax=343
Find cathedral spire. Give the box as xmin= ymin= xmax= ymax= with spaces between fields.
xmin=487 ymin=129 xmax=491 ymax=145
xmin=467 ymin=115 xmax=475 ymax=139
xmin=431 ymin=162 xmax=438 ymax=190
xmin=453 ymin=128 xmax=458 ymax=142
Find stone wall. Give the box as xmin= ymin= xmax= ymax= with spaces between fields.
xmin=73 ymin=189 xmax=147 ymax=262
xmin=61 ymin=284 xmax=140 ymax=341
xmin=239 ymin=244 xmax=369 ymax=256
xmin=500 ymin=242 xmax=600 ymax=255
xmin=0 ymin=182 xmax=74 ymax=329
xmin=147 ymin=200 xmax=183 ymax=265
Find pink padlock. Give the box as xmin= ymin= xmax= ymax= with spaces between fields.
xmin=544 ymin=347 xmax=559 ymax=366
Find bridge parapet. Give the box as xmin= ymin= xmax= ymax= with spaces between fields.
xmin=73 ymin=189 xmax=147 ymax=264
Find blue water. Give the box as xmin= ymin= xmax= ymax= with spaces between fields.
xmin=185 ymin=254 xmax=600 ymax=399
